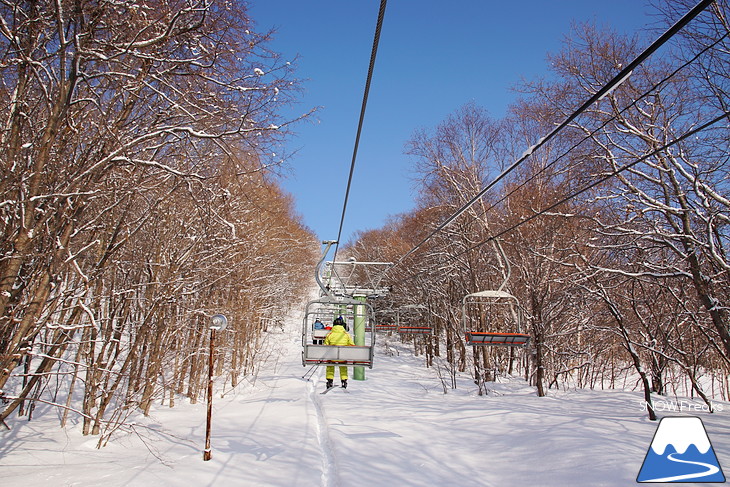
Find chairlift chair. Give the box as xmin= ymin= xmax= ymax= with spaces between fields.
xmin=301 ymin=295 xmax=376 ymax=368
xmin=461 ymin=290 xmax=530 ymax=347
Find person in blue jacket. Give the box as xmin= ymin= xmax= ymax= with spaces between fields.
xmin=313 ymin=319 xmax=325 ymax=344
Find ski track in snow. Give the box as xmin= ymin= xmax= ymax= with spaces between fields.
xmin=300 ymin=288 xmax=339 ymax=487
xmin=308 ymin=374 xmax=339 ymax=487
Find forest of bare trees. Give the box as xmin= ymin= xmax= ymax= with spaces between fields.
xmin=346 ymin=0 xmax=729 ymax=418
xmin=0 ymin=0 xmax=318 ymax=441
xmin=1 ymin=0 xmax=728 ymax=440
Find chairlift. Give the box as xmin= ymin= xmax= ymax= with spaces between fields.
xmin=301 ymin=295 xmax=376 ymax=368
xmin=461 ymin=239 xmax=530 ymax=347
xmin=303 ymin=241 xmax=377 ymax=368
xmin=461 ymin=290 xmax=530 ymax=347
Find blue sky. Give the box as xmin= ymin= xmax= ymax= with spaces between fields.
xmin=248 ymin=1 xmax=656 ymax=244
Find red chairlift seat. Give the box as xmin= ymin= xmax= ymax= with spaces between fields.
xmin=398 ymin=326 xmax=433 ymax=335
xmin=465 ymin=331 xmax=530 ymax=347
xmin=462 ymin=290 xmax=530 ymax=348
xmin=376 ymin=323 xmax=398 ymax=332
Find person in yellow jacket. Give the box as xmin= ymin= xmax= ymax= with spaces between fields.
xmin=324 ymin=316 xmax=354 ymax=389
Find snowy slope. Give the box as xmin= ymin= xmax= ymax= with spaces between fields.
xmin=1 ymin=305 xmax=729 ymax=487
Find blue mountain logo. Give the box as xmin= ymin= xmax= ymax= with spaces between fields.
xmin=637 ymin=416 xmax=725 ymax=483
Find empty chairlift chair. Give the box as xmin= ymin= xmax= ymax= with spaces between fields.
xmin=461 ymin=290 xmax=530 ymax=347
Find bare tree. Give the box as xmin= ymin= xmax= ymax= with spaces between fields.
xmin=0 ymin=0 xmax=317 ymax=434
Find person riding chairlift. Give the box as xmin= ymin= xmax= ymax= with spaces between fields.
xmin=324 ymin=316 xmax=354 ymax=389
xmin=313 ymin=319 xmax=325 ymax=344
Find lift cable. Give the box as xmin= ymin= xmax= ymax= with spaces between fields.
xmin=453 ymin=27 xmax=730 ymax=250
xmin=332 ymin=0 xmax=388 ymax=264
xmin=386 ymin=0 xmax=714 ymax=274
xmin=399 ymin=107 xmax=730 ymax=283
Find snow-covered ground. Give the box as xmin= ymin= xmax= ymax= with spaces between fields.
xmin=2 ymin=306 xmax=728 ymax=486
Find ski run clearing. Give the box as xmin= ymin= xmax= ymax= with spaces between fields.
xmin=1 ymin=304 xmax=728 ymax=487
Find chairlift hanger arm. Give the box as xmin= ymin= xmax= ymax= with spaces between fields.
xmin=492 ymin=239 xmax=511 ymax=293
xmin=315 ymin=241 xmax=337 ymax=299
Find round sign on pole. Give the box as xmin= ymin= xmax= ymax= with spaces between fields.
xmin=210 ymin=314 xmax=228 ymax=330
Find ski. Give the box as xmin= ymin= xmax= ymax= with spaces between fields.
xmin=320 ymin=386 xmax=349 ymax=394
